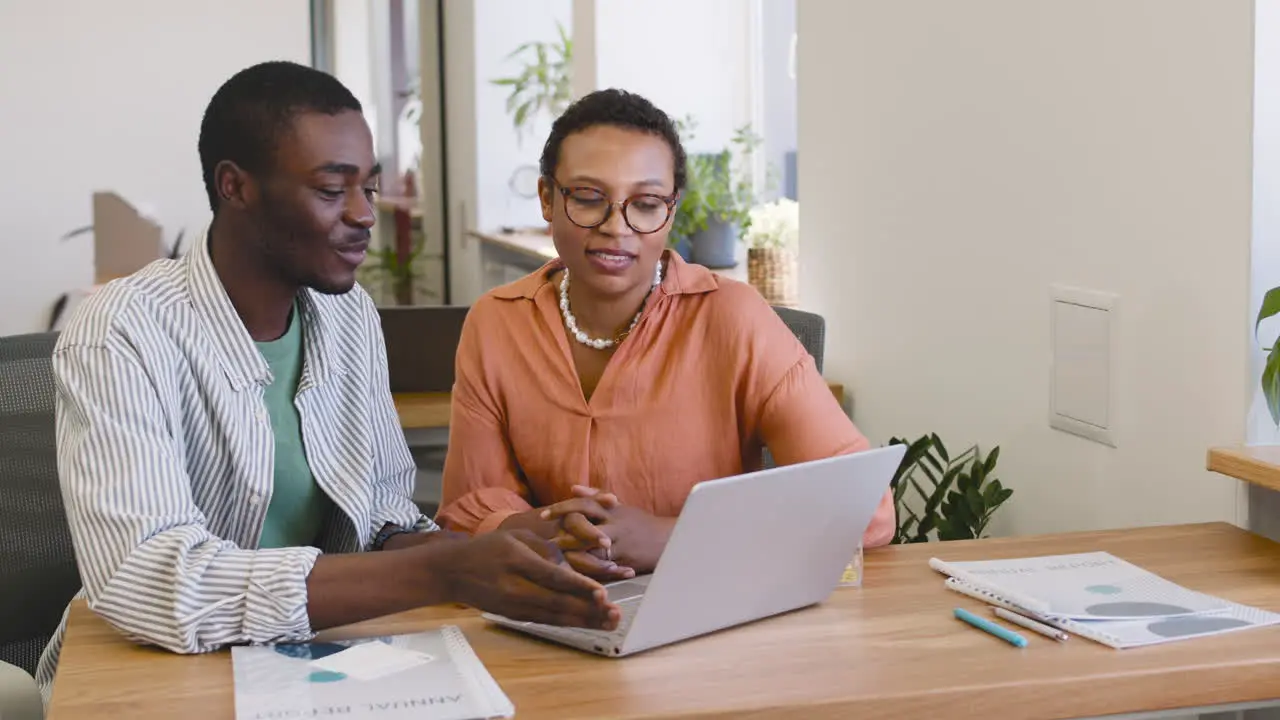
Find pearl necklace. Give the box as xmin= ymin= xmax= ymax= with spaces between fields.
xmin=559 ymin=260 xmax=663 ymax=350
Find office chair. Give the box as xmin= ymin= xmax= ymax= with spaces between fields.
xmin=0 ymin=332 xmax=81 ymax=720
xmin=763 ymin=307 xmax=831 ymax=470
xmin=772 ymin=305 xmax=825 ymax=374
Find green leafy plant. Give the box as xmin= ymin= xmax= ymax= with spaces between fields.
xmin=360 ymin=234 xmax=430 ymax=306
xmin=888 ymin=434 xmax=1013 ymax=543
xmin=669 ymin=116 xmax=764 ymax=246
xmin=1257 ymin=287 xmax=1280 ymax=425
xmin=491 ymin=22 xmax=573 ymax=143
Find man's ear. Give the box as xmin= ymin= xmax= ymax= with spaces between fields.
xmin=537 ymin=176 xmax=554 ymax=223
xmin=214 ymin=160 xmax=256 ymax=210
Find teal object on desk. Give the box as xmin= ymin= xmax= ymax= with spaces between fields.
xmin=954 ymin=607 xmax=1028 ymax=648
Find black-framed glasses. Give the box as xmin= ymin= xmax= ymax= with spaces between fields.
xmin=550 ymin=178 xmax=677 ymax=235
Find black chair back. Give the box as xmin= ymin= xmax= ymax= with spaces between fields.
xmin=773 ymin=306 xmax=825 ymax=373
xmin=0 ymin=332 xmax=80 ymax=675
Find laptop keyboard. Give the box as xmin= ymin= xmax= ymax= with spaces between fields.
xmin=527 ymin=594 xmax=642 ymax=649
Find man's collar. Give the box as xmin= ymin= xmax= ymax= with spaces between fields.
xmin=186 ymin=229 xmax=342 ymax=392
xmin=491 ymin=248 xmax=722 ymax=301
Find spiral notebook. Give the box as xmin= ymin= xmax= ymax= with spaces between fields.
xmin=231 ymin=627 xmax=514 ymax=720
xmin=932 ymin=552 xmax=1280 ymax=649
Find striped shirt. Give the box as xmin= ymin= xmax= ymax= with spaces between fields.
xmin=35 ymin=231 xmax=437 ymax=703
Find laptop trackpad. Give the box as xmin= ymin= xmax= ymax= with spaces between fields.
xmin=606 ymin=579 xmax=648 ymax=604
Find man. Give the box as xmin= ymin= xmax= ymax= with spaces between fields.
xmin=34 ymin=60 xmax=618 ymax=702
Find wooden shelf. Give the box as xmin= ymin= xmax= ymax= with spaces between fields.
xmin=375 ymin=195 xmax=422 ymax=219
xmin=469 ymin=228 xmax=557 ymax=263
xmin=469 ymin=228 xmax=750 ymax=282
xmin=1207 ymin=445 xmax=1280 ymax=492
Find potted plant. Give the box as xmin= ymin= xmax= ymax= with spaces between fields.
xmin=491 ymin=21 xmax=573 ymax=144
xmin=742 ymin=198 xmax=799 ymax=306
xmin=360 ymin=232 xmax=430 ymax=306
xmin=1257 ymin=287 xmax=1280 ymax=425
xmin=669 ymin=116 xmax=763 ymax=268
xmin=888 ymin=433 xmax=1014 ymax=543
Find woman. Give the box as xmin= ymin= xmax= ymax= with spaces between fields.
xmin=437 ymin=88 xmax=895 ymax=580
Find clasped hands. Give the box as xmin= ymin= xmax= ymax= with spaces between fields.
xmin=539 ymin=485 xmax=675 ymax=582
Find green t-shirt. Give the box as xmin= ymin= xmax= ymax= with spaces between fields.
xmin=255 ymin=303 xmax=330 ymax=549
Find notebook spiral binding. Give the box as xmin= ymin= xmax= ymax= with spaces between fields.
xmin=442 ymin=625 xmax=516 ymax=718
xmin=944 ymin=578 xmax=1124 ymax=648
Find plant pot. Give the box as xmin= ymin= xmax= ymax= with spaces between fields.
xmin=690 ymin=219 xmax=739 ymax=269
xmin=747 ymin=247 xmax=798 ymax=307
xmin=392 ymin=276 xmax=414 ymax=306
xmin=669 ymin=235 xmax=694 ymax=262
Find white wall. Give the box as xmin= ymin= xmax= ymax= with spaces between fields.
xmin=0 ymin=0 xmax=310 ymax=337
xmin=591 ymin=0 xmax=753 ymax=156
xmin=798 ymin=0 xmax=1254 ymax=536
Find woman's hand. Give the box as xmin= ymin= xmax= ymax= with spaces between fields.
xmin=543 ymin=486 xmax=676 ymax=574
xmin=536 ymin=489 xmax=640 ymax=581
xmin=495 ymin=499 xmax=633 ymax=582
xmin=541 ymin=488 xmax=620 ymax=552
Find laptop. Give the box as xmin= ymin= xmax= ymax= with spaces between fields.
xmin=483 ymin=443 xmax=907 ymax=657
xmin=377 ymin=305 xmax=469 ymax=393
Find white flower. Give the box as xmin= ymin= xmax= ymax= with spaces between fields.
xmin=743 ymin=198 xmax=799 ymax=250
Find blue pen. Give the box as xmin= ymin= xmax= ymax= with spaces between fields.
xmin=954 ymin=607 xmax=1028 ymax=648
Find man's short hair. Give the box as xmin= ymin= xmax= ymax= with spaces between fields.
xmin=198 ymin=61 xmax=362 ymax=212
xmin=539 ymin=88 xmax=687 ymax=192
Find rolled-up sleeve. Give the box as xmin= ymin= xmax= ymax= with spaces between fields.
xmin=55 ymin=337 xmax=321 ymax=654
xmin=756 ymin=356 xmax=896 ymax=548
xmin=735 ymin=291 xmax=896 ymax=549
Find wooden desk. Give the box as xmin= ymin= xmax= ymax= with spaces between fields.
xmin=392 ymin=392 xmax=451 ymax=429
xmin=394 ymin=383 xmax=846 ymax=430
xmin=1208 ymin=445 xmax=1280 ymax=492
xmin=46 ymin=522 xmax=1280 ymax=719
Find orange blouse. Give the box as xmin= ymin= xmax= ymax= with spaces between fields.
xmin=437 ymin=251 xmax=896 ymax=547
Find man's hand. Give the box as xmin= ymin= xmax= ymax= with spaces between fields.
xmin=420 ymin=529 xmax=621 ymax=630
xmin=562 ymin=548 xmax=636 ymax=582
xmin=542 ymin=486 xmax=676 ymax=574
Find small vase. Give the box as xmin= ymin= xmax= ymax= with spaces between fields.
xmin=747 ymin=247 xmax=798 ymax=307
